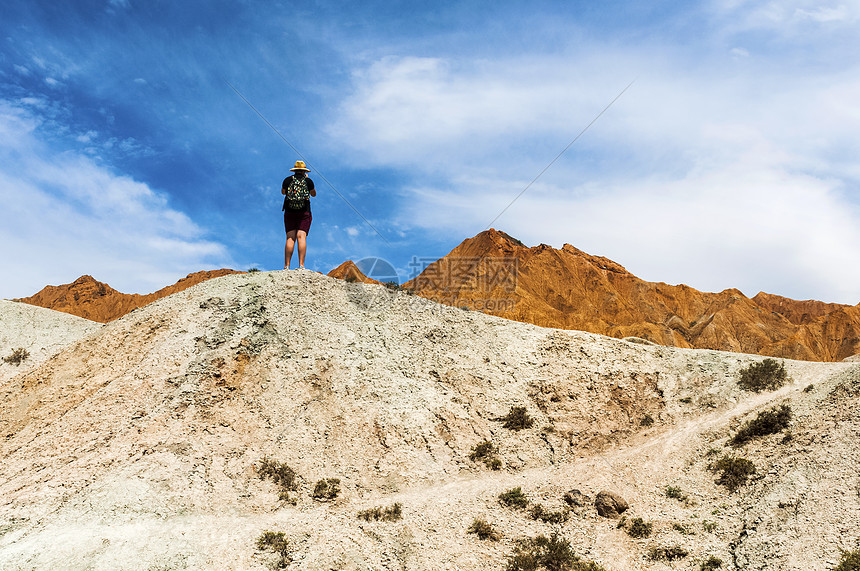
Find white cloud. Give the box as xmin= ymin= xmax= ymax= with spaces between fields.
xmin=711 ymin=0 xmax=860 ymax=31
xmin=329 ymin=54 xmax=632 ymax=173
xmin=328 ymin=42 xmax=860 ymax=304
xmin=0 ymin=100 xmax=233 ymax=298
xmin=76 ymin=130 xmax=98 ymax=143
xmin=796 ymin=5 xmax=858 ymax=22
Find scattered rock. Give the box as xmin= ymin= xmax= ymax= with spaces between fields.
xmin=595 ymin=490 xmax=629 ymax=518
xmin=563 ymin=489 xmax=589 ymax=507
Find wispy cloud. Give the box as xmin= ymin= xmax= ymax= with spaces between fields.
xmin=0 ymin=99 xmax=233 ymax=297
xmin=326 ymin=17 xmax=860 ymax=303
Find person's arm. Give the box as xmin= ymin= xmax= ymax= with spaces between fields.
xmin=281 ymin=176 xmax=290 ymax=195
xmin=309 ymin=179 xmax=317 ymax=197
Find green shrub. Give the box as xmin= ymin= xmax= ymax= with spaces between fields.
xmin=626 ymin=517 xmax=653 ymax=538
xmin=730 ymin=404 xmax=792 ymax=447
xmin=700 ymin=556 xmax=723 ymax=570
xmin=738 ymin=359 xmax=787 ymax=392
xmin=835 ymin=548 xmax=860 ymax=571
xmin=506 ymin=533 xmax=605 ymax=571
xmin=358 ymin=502 xmax=402 ymax=522
xmin=470 ymin=440 xmax=496 ymax=460
xmin=665 ymin=486 xmax=688 ymax=502
xmin=344 ymin=275 xmax=358 ymax=283
xmin=529 ymin=503 xmax=570 ymax=524
xmin=640 ymin=414 xmax=654 ymax=427
xmin=247 ymin=268 xmax=261 ymax=273
xmin=258 ymin=458 xmax=299 ymax=503
xmin=256 ymin=531 xmax=290 ymax=568
xmin=467 ymin=518 xmax=501 ymax=541
xmin=499 ymin=487 xmax=529 ymax=509
xmin=486 ymin=457 xmax=503 ymax=470
xmin=470 ymin=440 xmax=502 ymax=469
xmin=680 ymin=397 xmax=693 ymax=404
xmin=648 ymin=546 xmax=689 ymax=561
xmin=672 ymin=522 xmax=693 ymax=535
xmin=498 ymin=406 xmax=535 ymax=430
xmin=803 ymin=384 xmax=814 ymax=393
xmin=702 ymin=520 xmax=717 ymax=533
xmin=312 ymin=478 xmax=340 ymax=501
xmin=710 ymin=455 xmax=756 ymax=491
xmin=2 ymin=347 xmax=29 ymax=366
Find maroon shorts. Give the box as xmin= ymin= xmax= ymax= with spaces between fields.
xmin=283 ymin=208 xmax=312 ymax=234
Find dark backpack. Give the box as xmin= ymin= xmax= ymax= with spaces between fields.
xmin=284 ymin=176 xmax=310 ymax=210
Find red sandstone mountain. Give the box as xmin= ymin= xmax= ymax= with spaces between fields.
xmin=385 ymin=229 xmax=859 ymax=362
xmin=15 ymin=269 xmax=242 ymax=323
xmin=327 ymin=261 xmax=383 ymax=285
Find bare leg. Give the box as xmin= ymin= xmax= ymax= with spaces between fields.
xmin=284 ymin=230 xmax=297 ymax=269
xmin=297 ymin=230 xmax=308 ymax=268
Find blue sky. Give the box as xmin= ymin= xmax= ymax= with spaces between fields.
xmin=2 ymin=0 xmax=859 ymax=304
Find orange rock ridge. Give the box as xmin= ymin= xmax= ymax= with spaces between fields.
xmin=393 ymin=229 xmax=859 ymax=362
xmin=15 ymin=269 xmax=242 ymax=323
xmin=327 ymin=261 xmax=384 ymax=285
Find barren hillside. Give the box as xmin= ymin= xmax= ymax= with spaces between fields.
xmin=0 ymin=271 xmax=857 ymax=570
xmin=0 ymin=300 xmax=101 ymax=383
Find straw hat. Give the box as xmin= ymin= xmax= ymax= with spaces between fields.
xmin=290 ymin=160 xmax=310 ymax=172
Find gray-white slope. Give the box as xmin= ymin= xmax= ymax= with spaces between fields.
xmin=0 ymin=271 xmax=856 ymax=570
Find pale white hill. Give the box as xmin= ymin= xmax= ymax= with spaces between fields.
xmin=0 ymin=299 xmax=102 ymax=382
xmin=0 ymin=271 xmax=857 ymax=570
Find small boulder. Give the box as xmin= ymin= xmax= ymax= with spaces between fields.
xmin=563 ymin=489 xmax=589 ymax=507
xmin=595 ymin=490 xmax=628 ymax=518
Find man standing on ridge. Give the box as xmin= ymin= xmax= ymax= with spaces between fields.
xmin=281 ymin=160 xmax=316 ymax=270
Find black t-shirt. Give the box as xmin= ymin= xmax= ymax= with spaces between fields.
xmin=282 ymin=174 xmax=315 ymax=212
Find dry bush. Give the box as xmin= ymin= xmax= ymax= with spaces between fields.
xmin=665 ymin=486 xmax=688 ymax=502
xmin=738 ymin=359 xmax=787 ymax=392
xmin=499 ymin=487 xmax=529 ymax=509
xmin=625 ymin=517 xmax=653 ymax=538
xmin=467 ymin=518 xmax=501 ymax=541
xmin=2 ymin=347 xmax=30 ymax=366
xmin=257 ymin=458 xmax=298 ymax=503
xmin=312 ymin=478 xmax=340 ymax=501
xmin=648 ymin=546 xmax=689 ymax=561
xmin=730 ymin=404 xmax=792 ymax=447
xmin=506 ymin=533 xmax=605 ymax=571
xmin=700 ymin=556 xmax=723 ymax=570
xmin=358 ymin=503 xmax=402 ymax=522
xmin=498 ymin=406 xmax=534 ymax=430
xmin=529 ymin=503 xmax=570 ymax=524
xmin=835 ymin=548 xmax=860 ymax=571
xmin=710 ymin=455 xmax=756 ymax=491
xmin=256 ymin=530 xmax=290 ymax=569
xmin=469 ymin=440 xmax=502 ymax=470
